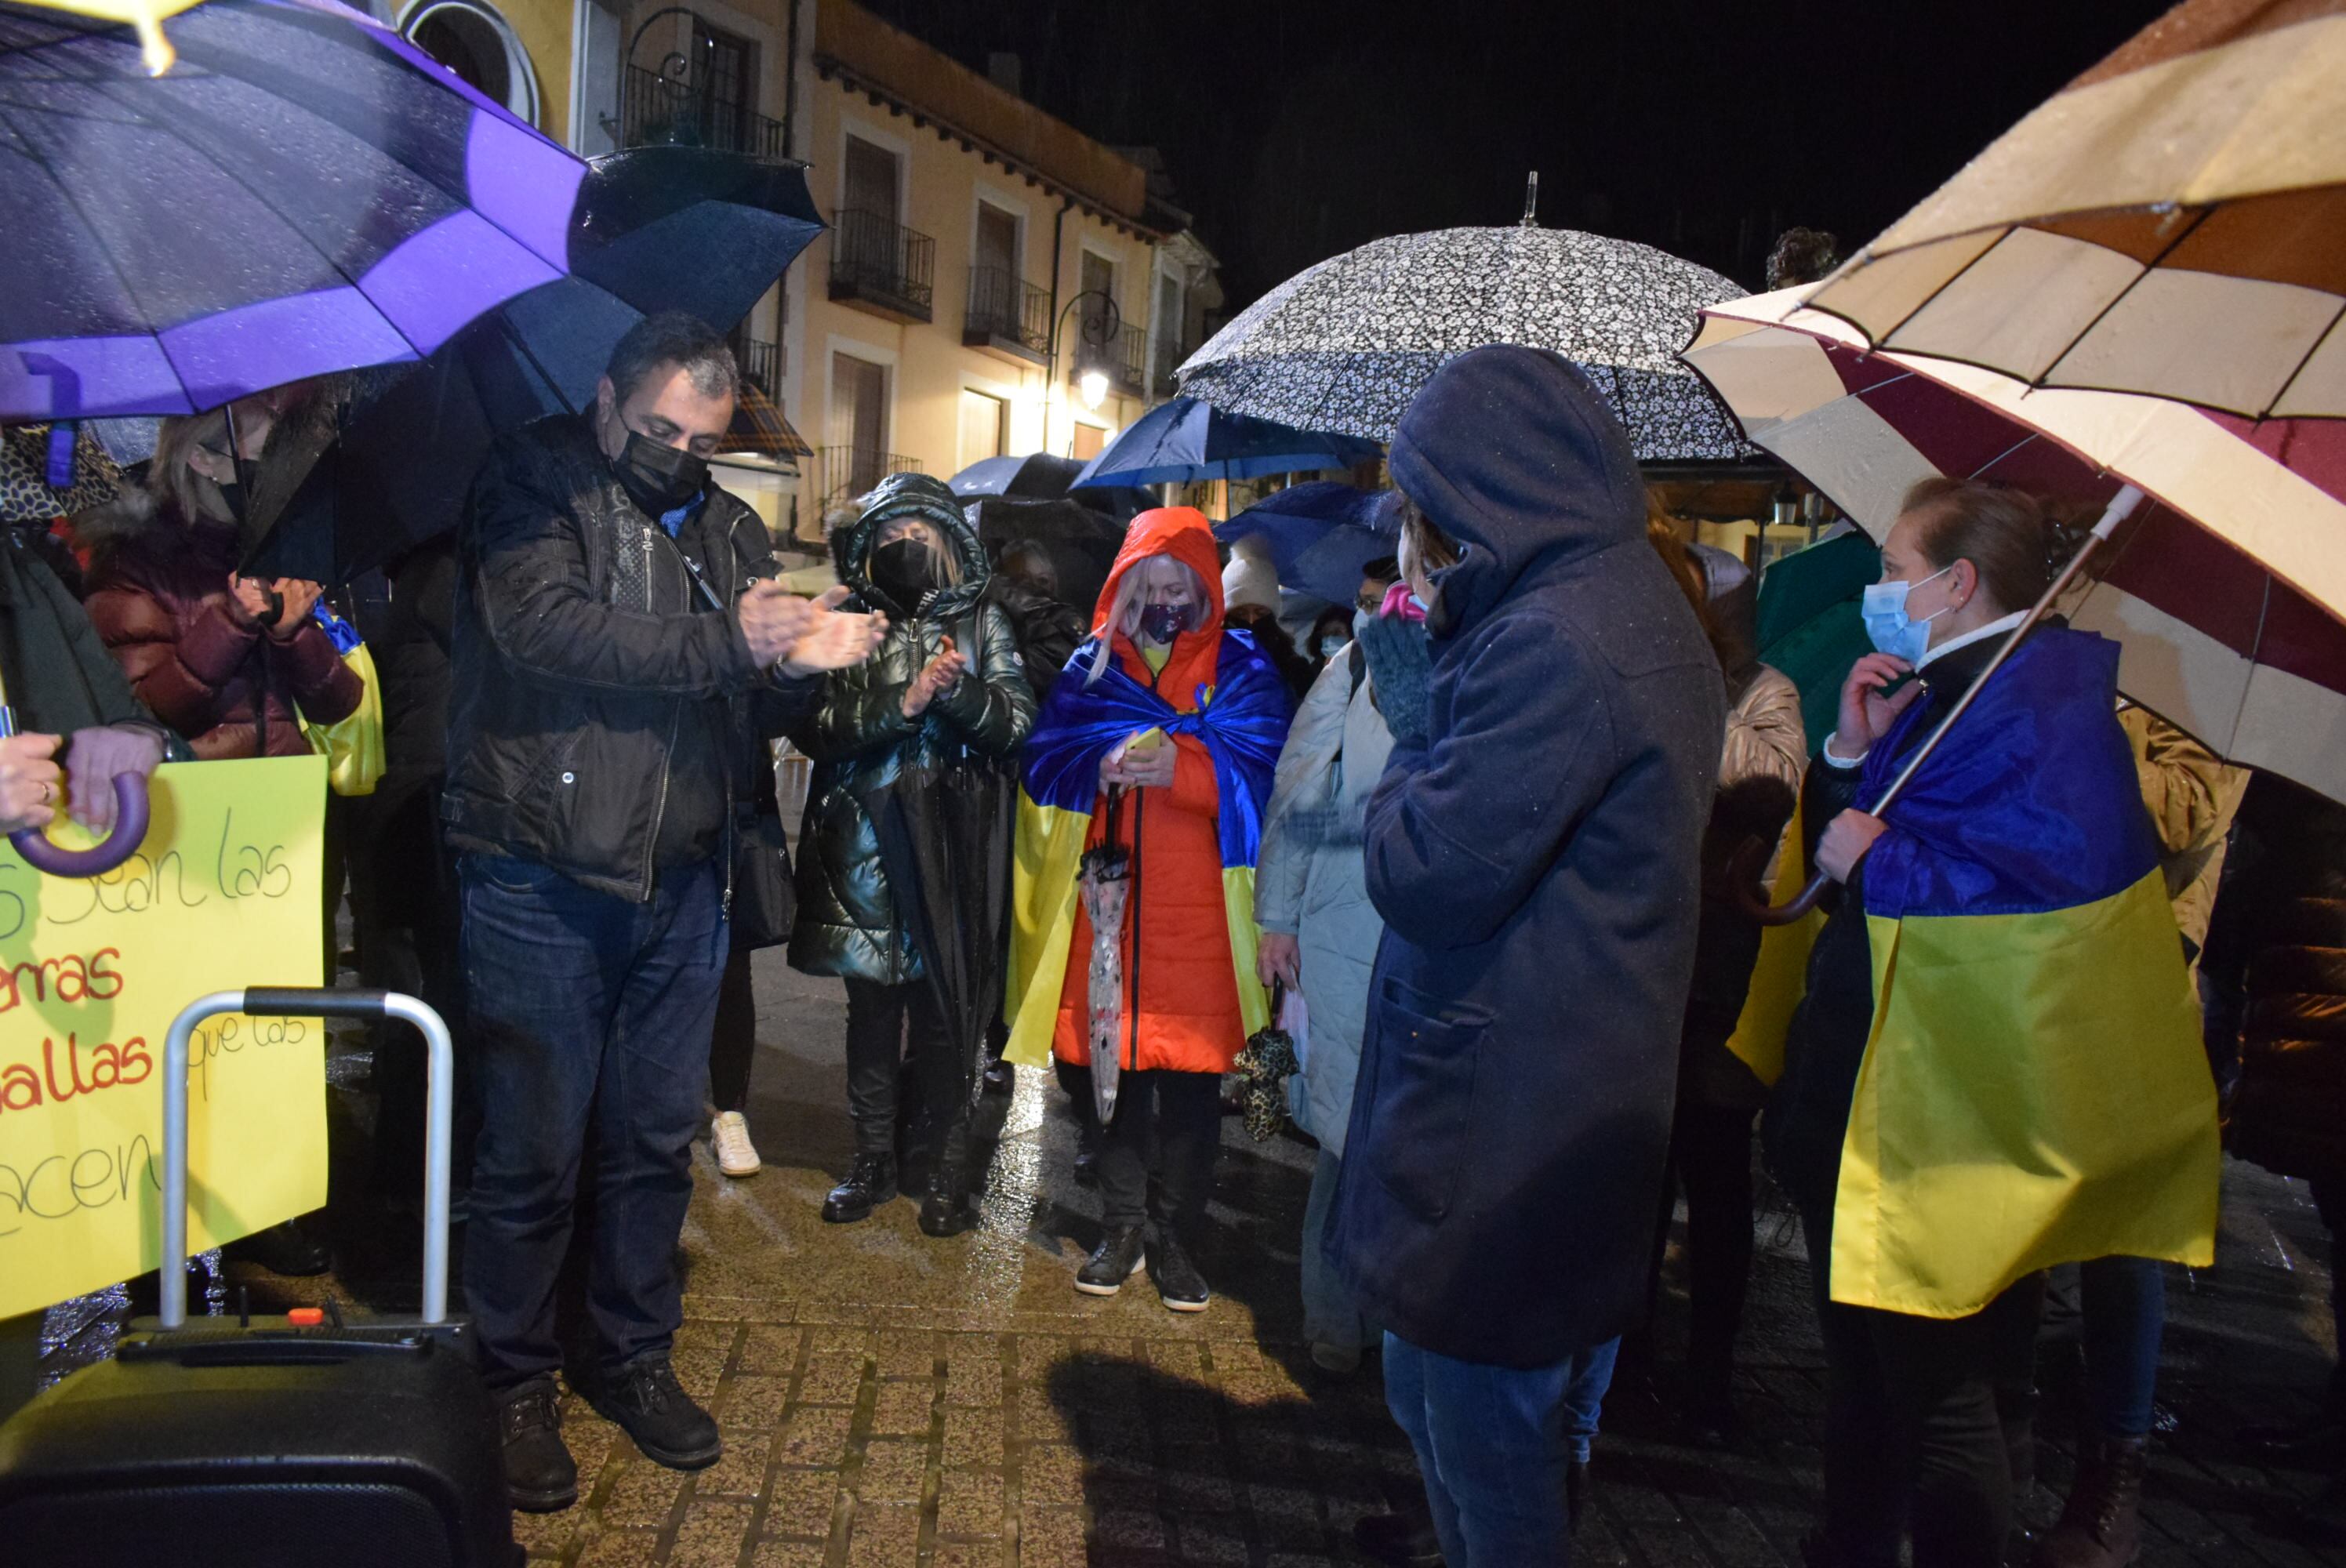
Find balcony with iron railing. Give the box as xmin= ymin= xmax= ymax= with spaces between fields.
xmin=811 ymin=445 xmax=921 ymax=510
xmin=1073 ymin=314 xmax=1148 ymax=401
xmin=963 ymin=267 xmax=1050 ymax=365
xmin=828 ymin=209 xmax=935 ymax=324
xmin=617 ymin=64 xmax=786 ymax=160
xmin=1152 ymin=332 xmax=1196 ymax=400
xmin=739 ymin=337 xmax=782 ymax=401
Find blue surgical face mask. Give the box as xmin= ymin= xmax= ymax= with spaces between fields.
xmin=1861 ymin=564 xmax=1954 ymax=665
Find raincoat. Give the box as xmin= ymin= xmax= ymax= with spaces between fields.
xmin=788 ymin=474 xmax=1035 ymax=985
xmin=1255 ymin=641 xmax=1393 ymax=1156
xmin=1003 ymin=507 xmax=1291 ymax=1076
xmin=1327 ymin=347 xmax=1727 ymax=1368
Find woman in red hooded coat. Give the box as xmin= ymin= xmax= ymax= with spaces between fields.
xmin=1006 ymin=508 xmax=1291 ymax=1312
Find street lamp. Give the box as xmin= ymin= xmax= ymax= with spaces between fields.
xmin=1047 ymin=289 xmax=1121 ymax=455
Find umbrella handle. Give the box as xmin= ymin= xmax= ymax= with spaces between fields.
xmin=9 ymin=774 xmax=151 ymax=878
xmin=1727 ymin=834 xmax=1829 ymax=927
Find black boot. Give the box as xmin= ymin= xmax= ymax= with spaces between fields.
xmin=1353 ymin=1507 xmax=1444 ymax=1566
xmin=1076 ymin=1225 xmax=1146 ymax=1297
xmin=590 ymin=1356 xmax=722 ymax=1470
xmin=1146 ymin=1228 xmax=1209 ymax=1312
xmin=822 ymin=1153 xmax=897 ymax=1224
xmin=495 ymin=1377 xmax=578 ymax=1512
xmin=918 ymin=1119 xmax=979 ymax=1238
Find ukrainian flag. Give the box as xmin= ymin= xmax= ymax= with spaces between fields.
xmin=1769 ymin=627 xmax=2220 ymax=1318
xmin=1001 ymin=632 xmax=1289 ymax=1069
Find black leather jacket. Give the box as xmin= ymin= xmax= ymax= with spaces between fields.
xmin=443 ymin=415 xmax=816 ymax=901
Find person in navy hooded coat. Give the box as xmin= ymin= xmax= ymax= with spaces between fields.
xmin=1329 ymin=346 xmax=1724 ymax=1563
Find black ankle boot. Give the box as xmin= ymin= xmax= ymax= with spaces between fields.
xmin=1076 ymin=1225 xmax=1146 ymax=1296
xmin=590 ymin=1356 xmax=721 ymax=1470
xmin=823 ymin=1153 xmax=897 ymax=1223
xmin=495 ymin=1377 xmax=578 ymax=1512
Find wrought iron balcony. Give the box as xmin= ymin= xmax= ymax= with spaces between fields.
xmin=1075 ymin=315 xmax=1148 ymax=401
xmin=812 ymin=445 xmax=922 ymax=510
xmin=828 ymin=209 xmax=935 ymax=324
xmin=617 ymin=65 xmax=785 ymax=161
xmin=1152 ymin=332 xmax=1195 ymax=400
xmin=963 ymin=267 xmax=1050 ymax=364
xmin=739 ymin=336 xmax=782 ymax=401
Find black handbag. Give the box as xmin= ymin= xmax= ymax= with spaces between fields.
xmin=730 ymin=803 xmax=796 ymax=950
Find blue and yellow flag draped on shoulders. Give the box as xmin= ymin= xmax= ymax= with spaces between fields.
xmin=1001 ymin=630 xmax=1289 ymax=1068
xmin=1774 ymin=627 xmax=2218 ymax=1318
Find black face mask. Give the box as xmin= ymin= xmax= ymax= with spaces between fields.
xmin=609 ymin=426 xmax=706 ymax=516
xmin=1138 ymin=602 xmax=1189 ymax=645
xmin=212 ymin=479 xmax=245 ymax=524
xmin=870 ymin=536 xmax=946 ymax=611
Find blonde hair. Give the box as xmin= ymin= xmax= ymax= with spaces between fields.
xmin=149 ymin=397 xmax=277 ymax=528
xmin=1087 ymin=555 xmax=1206 ymax=686
xmin=148 ymin=407 xmax=232 ymax=527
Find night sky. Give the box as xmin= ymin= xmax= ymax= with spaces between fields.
xmin=859 ymin=0 xmax=2172 ymax=309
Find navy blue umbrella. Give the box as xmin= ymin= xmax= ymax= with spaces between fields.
xmin=241 ymin=147 xmax=823 ymax=582
xmin=1069 ymin=397 xmax=1379 ymax=489
xmin=1214 ymin=482 xmax=1394 ymax=607
xmin=0 ymin=0 xmax=588 ymax=423
xmin=950 ymin=451 xmax=1084 ymax=500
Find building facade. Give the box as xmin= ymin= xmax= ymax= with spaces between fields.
xmin=383 ymin=0 xmax=1209 ymax=528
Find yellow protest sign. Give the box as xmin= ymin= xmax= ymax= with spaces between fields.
xmin=0 ymin=757 xmax=326 ymax=1318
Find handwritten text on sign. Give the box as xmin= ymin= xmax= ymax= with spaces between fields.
xmin=0 ymin=757 xmax=326 ymax=1319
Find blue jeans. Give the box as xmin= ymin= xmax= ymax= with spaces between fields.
xmin=460 ymin=853 xmax=727 ymax=1388
xmin=1385 ymin=1332 xmax=1618 ymax=1566
xmin=2079 ymin=1256 xmax=2165 ymax=1439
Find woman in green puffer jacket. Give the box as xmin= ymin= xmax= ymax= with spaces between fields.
xmin=787 ymin=473 xmax=1035 ymax=1236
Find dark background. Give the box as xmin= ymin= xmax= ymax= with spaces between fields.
xmin=859 ymin=0 xmax=2171 ymax=307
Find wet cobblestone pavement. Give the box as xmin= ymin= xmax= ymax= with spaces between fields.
xmin=34 ymin=950 xmax=2346 ymax=1566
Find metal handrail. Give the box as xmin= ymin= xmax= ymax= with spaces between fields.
xmin=830 ymin=208 xmax=935 ymax=315
xmin=619 ymin=64 xmax=785 ymax=160
xmin=965 ymin=266 xmax=1050 ymax=353
xmin=811 ymin=445 xmax=921 ymax=510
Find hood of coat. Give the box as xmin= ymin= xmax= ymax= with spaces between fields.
xmin=832 ymin=471 xmax=990 ymax=620
xmin=1389 ymin=345 xmax=1645 ymax=638
xmin=1091 ymin=506 xmax=1228 ymax=705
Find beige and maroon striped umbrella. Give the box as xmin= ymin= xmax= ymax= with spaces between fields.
xmin=1683 ymin=286 xmax=2346 ymax=806
xmin=1803 ymin=0 xmax=2346 ymax=420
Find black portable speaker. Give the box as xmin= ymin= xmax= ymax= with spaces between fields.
xmin=0 ymin=989 xmax=518 ymax=1566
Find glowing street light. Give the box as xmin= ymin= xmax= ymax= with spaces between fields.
xmin=1077 ymin=369 xmax=1109 ymax=411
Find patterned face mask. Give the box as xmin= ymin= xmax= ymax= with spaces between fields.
xmin=1138 ymin=602 xmax=1190 ymax=645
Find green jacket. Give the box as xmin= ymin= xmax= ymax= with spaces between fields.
xmin=786 ymin=481 xmax=1035 ymax=985
xmin=0 ymin=534 xmax=153 ymax=734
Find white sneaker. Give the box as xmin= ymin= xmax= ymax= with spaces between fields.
xmin=711 ymin=1112 xmax=761 ymax=1178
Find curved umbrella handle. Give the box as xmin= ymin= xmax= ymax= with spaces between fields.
xmin=8 ymin=773 xmax=151 ymax=878
xmin=1728 ymin=833 xmax=1831 ymax=927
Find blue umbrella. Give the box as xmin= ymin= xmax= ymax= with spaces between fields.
xmin=1070 ymin=396 xmax=1379 ymax=489
xmin=241 ymin=147 xmax=823 ymax=582
xmin=0 ymin=0 xmax=586 ymax=422
xmin=1214 ymin=482 xmax=1394 ymax=606
xmin=950 ymin=451 xmax=1084 ymax=499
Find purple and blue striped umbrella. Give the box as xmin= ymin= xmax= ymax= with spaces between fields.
xmin=0 ymin=0 xmax=583 ymax=422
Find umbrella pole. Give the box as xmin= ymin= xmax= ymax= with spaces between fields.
xmin=1745 ymin=485 xmax=2144 ymax=927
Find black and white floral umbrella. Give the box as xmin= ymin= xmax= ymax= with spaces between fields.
xmin=1177 ymin=225 xmax=1752 ymax=459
